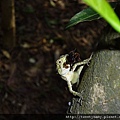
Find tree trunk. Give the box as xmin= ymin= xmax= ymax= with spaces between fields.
xmin=69 ymin=50 xmax=120 ymax=114
xmin=1 ymin=0 xmax=16 ymax=50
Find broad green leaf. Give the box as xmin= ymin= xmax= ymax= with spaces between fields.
xmin=66 ymin=7 xmax=101 ymax=29
xmin=83 ymin=0 xmax=120 ymax=32
xmin=66 ymin=2 xmax=117 ymax=29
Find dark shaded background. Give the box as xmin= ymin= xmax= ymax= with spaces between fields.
xmin=0 ymin=0 xmax=106 ymax=114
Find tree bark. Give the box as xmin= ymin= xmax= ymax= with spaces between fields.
xmin=1 ymin=0 xmax=16 ymax=50
xmin=69 ymin=50 xmax=120 ymax=114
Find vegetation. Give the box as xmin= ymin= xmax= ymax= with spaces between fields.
xmin=67 ymin=0 xmax=120 ymax=32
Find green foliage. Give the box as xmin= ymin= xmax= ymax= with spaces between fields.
xmin=83 ymin=0 xmax=120 ymax=32
xmin=66 ymin=1 xmax=120 ymax=33
xmin=66 ymin=7 xmax=101 ymax=29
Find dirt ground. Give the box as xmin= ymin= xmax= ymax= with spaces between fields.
xmin=0 ymin=0 xmax=106 ymax=114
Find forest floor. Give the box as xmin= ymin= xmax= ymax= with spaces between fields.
xmin=0 ymin=0 xmax=106 ymax=114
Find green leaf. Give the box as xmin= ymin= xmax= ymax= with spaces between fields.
xmin=66 ymin=7 xmax=101 ymax=29
xmin=83 ymin=0 xmax=120 ymax=32
xmin=66 ymin=2 xmax=118 ymax=29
